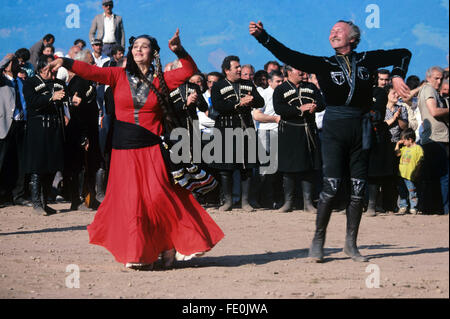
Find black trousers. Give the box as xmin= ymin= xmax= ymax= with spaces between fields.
xmin=0 ymin=121 xmax=26 ymax=201
xmin=321 ymin=117 xmax=368 ymax=180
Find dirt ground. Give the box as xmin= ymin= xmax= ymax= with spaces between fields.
xmin=0 ymin=203 xmax=448 ymax=300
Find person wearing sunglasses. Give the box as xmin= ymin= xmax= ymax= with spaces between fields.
xmin=89 ymin=0 xmax=125 ymax=57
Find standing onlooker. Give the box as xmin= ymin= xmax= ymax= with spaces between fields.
xmin=41 ymin=45 xmax=55 ymax=57
xmin=395 ymin=128 xmax=424 ymax=215
xmin=74 ymin=39 xmax=86 ymax=50
xmin=210 ymin=55 xmax=264 ymax=211
xmin=252 ymin=70 xmax=283 ymax=209
xmin=57 ymin=46 xmax=82 ymax=82
xmin=264 ymin=61 xmax=281 ymax=74
xmin=15 ymin=48 xmax=35 ymax=78
xmin=384 ymin=84 xmax=409 ymax=213
xmin=366 ymin=69 xmax=392 ymax=216
xmin=22 ymin=55 xmax=67 ymax=215
xmin=440 ymin=79 xmax=449 ymax=109
xmin=29 ymin=34 xmax=55 ymax=69
xmin=68 ymin=49 xmax=102 ymax=210
xmin=241 ymin=64 xmax=255 ymax=82
xmin=254 ymin=70 xmax=269 ymax=90
xmin=91 ymin=39 xmax=110 ymax=67
xmin=89 ymin=0 xmax=125 ymax=57
xmin=0 ymin=54 xmax=28 ymax=207
xmin=385 ymin=85 xmax=409 ymax=143
xmin=402 ymin=75 xmax=423 ymax=134
xmin=417 ymin=66 xmax=449 ymax=215
xmin=101 ymin=45 xmax=124 ymax=67
xmin=273 ymin=66 xmax=324 ymax=213
xmin=376 ymin=69 xmax=390 ymax=88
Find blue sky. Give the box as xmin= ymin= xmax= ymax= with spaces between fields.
xmin=1 ymin=0 xmax=448 ymax=79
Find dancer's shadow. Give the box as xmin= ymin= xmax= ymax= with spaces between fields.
xmin=364 ymin=246 xmax=449 ymax=260
xmin=0 ymin=225 xmax=88 ymax=236
xmin=175 ymin=247 xmax=342 ymax=269
xmin=323 ymin=244 xmax=448 ymax=262
xmin=176 ymin=244 xmax=449 ymax=267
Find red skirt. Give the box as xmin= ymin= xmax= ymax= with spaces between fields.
xmin=87 ymin=145 xmax=224 ymax=264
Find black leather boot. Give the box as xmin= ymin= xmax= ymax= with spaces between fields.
xmin=41 ymin=174 xmax=57 ymax=215
xmin=301 ymin=180 xmax=315 ymax=213
xmin=219 ymin=171 xmax=233 ymax=211
xmin=95 ymin=168 xmax=106 ymax=203
xmin=309 ymin=177 xmax=341 ymax=262
xmin=241 ymin=176 xmax=255 ymax=212
xmin=277 ymin=173 xmax=295 ymax=213
xmin=343 ymin=178 xmax=369 ymax=262
xmin=366 ymin=183 xmax=377 ymax=217
xmin=30 ymin=174 xmax=45 ymax=215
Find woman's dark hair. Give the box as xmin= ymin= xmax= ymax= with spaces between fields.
xmin=401 ymin=128 xmax=416 ymax=141
xmin=36 ymin=54 xmax=55 ymax=73
xmin=42 ymin=44 xmax=55 ymax=54
xmin=15 ymin=48 xmax=31 ymax=62
xmin=221 ymin=55 xmax=240 ymax=75
xmin=126 ymin=35 xmax=179 ymax=130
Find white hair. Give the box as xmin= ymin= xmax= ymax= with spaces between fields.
xmin=74 ymin=49 xmax=92 ymax=63
xmin=426 ymin=66 xmax=444 ymax=78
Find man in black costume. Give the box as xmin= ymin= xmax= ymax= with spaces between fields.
xmin=210 ymin=55 xmax=264 ymax=211
xmin=273 ymin=65 xmax=324 ymax=213
xmin=23 ymin=55 xmax=68 ymax=215
xmin=67 ymin=50 xmax=102 ymax=210
xmin=250 ymin=20 xmax=411 ymax=262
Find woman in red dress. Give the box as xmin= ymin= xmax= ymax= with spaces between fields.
xmin=46 ymin=29 xmax=224 ymax=270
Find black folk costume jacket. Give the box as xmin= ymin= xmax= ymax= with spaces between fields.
xmin=210 ymin=78 xmax=264 ymax=170
xmin=22 ymin=75 xmax=67 ymax=174
xmin=273 ymin=80 xmax=325 ymax=172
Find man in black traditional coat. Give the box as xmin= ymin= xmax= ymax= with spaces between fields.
xmin=23 ymin=55 xmax=68 ymax=215
xmin=210 ymin=55 xmax=264 ymax=211
xmin=250 ymin=20 xmax=411 ymax=262
xmin=273 ymin=65 xmax=325 ymax=213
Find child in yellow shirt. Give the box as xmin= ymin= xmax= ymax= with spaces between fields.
xmin=395 ymin=128 xmax=424 ymax=214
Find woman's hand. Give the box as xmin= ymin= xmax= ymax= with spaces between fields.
xmin=43 ymin=58 xmax=64 ymax=73
xmin=168 ymin=28 xmax=182 ymax=53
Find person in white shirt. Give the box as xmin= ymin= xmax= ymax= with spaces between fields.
xmin=252 ymin=70 xmax=284 ymax=208
xmin=90 ymin=39 xmax=110 ymax=67
xmin=89 ymin=0 xmax=126 ymax=57
xmin=199 ymin=72 xmax=222 ymax=134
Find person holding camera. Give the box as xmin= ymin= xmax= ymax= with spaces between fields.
xmin=22 ymin=54 xmax=68 ymax=215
